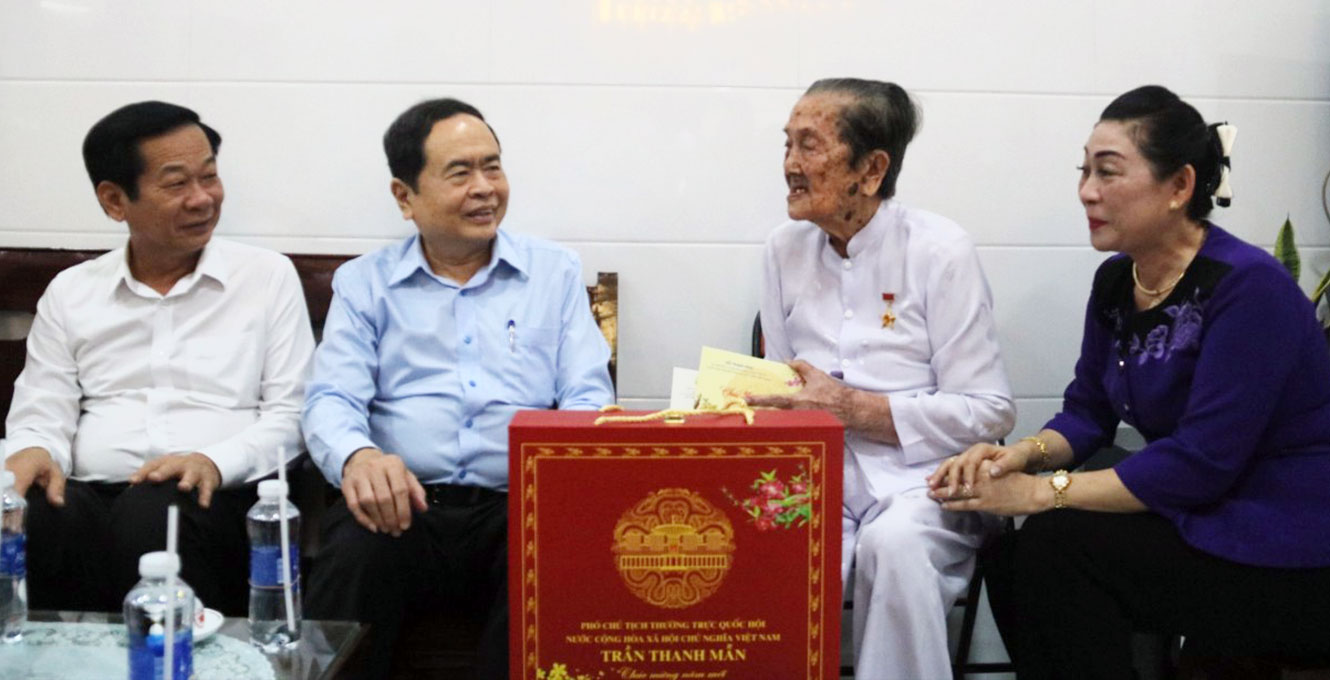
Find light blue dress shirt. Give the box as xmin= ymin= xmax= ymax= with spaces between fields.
xmin=302 ymin=230 xmax=614 ymax=489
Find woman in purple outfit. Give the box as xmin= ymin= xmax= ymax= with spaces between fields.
xmin=928 ymin=85 xmax=1330 ymax=679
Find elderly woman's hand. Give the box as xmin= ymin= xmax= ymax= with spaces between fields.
xmin=926 ymin=441 xmax=1032 ymax=502
xmin=934 ymin=471 xmax=1053 ymax=516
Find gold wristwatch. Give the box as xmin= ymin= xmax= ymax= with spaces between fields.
xmin=1049 ymin=470 xmax=1072 ymax=509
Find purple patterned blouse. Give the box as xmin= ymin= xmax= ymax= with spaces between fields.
xmin=1046 ymin=225 xmax=1330 ymax=568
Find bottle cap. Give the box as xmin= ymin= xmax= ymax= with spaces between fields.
xmin=257 ymin=479 xmax=289 ymax=499
xmin=138 ymin=551 xmax=181 ymax=578
xmin=0 ymin=470 xmax=13 ymax=489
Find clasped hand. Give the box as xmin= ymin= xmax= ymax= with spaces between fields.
xmin=341 ymin=448 xmax=428 ymax=537
xmin=925 ymin=442 xmax=1048 ymax=516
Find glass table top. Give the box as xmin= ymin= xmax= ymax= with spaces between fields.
xmin=0 ymin=611 xmax=366 ymax=680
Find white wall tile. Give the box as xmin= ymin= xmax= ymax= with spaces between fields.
xmin=617 ymin=396 xmax=670 ymax=411
xmin=491 ymin=0 xmax=801 ymax=88
xmin=5 ymin=86 xmax=1323 ymax=257
xmin=0 ymin=82 xmax=200 ymax=238
xmin=979 ymin=246 xmax=1104 ymax=398
xmin=1012 ymin=398 xmax=1064 ymax=441
xmin=571 ymin=242 xmax=765 ymax=400
xmin=492 ymin=85 xmax=794 ymax=244
xmin=906 ymin=94 xmax=1330 ymax=249
xmin=184 ymin=1 xmax=494 ymax=83
xmin=183 ymin=83 xmax=416 ymax=242
xmin=902 ymin=93 xmax=1103 ymax=247
xmin=197 ymin=83 xmax=799 ymax=246
xmin=0 ymin=82 xmax=801 ymax=245
xmin=1195 ymin=99 xmax=1330 ymax=247
xmin=1091 ymin=0 xmax=1330 ymax=101
xmin=0 ymin=0 xmax=191 ymax=80
xmin=791 ymin=1 xmax=1096 ymax=94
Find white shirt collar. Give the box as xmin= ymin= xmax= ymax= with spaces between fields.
xmin=115 ymin=238 xmax=229 ymax=299
xmin=819 ymin=199 xmax=896 ymax=269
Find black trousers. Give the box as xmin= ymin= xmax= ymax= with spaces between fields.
xmin=986 ymin=510 xmax=1330 ymax=680
xmin=306 ymin=484 xmax=508 ymax=680
xmin=24 ymin=479 xmax=256 ymax=616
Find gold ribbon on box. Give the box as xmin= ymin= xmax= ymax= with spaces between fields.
xmin=593 ymin=397 xmax=756 ymax=426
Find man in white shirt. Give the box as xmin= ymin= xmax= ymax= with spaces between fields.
xmin=747 ymin=79 xmax=1015 ymax=679
xmin=2 ymin=101 xmax=313 ymax=615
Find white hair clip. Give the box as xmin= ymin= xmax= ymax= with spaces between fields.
xmin=1213 ymin=123 xmax=1236 ymax=207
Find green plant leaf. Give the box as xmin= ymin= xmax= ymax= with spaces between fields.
xmin=1274 ymin=216 xmax=1301 ymax=283
xmin=1312 ymin=268 xmax=1330 ymax=306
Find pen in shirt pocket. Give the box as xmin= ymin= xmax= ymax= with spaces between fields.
xmin=508 ymin=319 xmax=516 ymax=353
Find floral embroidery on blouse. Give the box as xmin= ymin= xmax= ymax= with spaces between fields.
xmin=1115 ymin=289 xmax=1205 ymax=365
xmin=1162 ymin=298 xmax=1203 ymax=360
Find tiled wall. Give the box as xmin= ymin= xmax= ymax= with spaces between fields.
xmin=3 ymin=0 xmax=1328 ymax=670
xmin=4 ymin=0 xmax=1329 ymax=436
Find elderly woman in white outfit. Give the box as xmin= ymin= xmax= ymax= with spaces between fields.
xmin=746 ymin=78 xmax=1015 ymax=679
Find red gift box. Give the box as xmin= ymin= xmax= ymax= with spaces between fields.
xmin=509 ymin=409 xmax=844 ymax=680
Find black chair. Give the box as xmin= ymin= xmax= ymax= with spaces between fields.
xmin=951 ymin=517 xmax=1017 ymax=679
xmin=751 ymin=311 xmax=764 ymax=358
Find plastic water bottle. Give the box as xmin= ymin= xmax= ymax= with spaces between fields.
xmin=0 ymin=470 xmax=27 ymax=643
xmin=124 ymin=551 xmax=194 ymax=680
xmin=247 ymin=479 xmax=301 ymax=651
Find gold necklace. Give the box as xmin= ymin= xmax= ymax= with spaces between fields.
xmin=1133 ymin=226 xmax=1208 ymax=300
xmin=1132 ymin=262 xmax=1186 ymax=298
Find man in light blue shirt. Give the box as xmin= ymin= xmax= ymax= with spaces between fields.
xmin=302 ymin=97 xmax=613 ymax=680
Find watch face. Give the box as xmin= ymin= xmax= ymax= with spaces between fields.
xmin=1052 ymin=474 xmax=1071 ymax=491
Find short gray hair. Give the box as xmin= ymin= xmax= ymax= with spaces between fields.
xmin=805 ymin=78 xmax=920 ymax=199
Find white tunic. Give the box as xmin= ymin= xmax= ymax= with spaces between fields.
xmin=760 ymin=198 xmax=1015 ymax=678
xmin=760 ymin=198 xmax=1015 ymax=496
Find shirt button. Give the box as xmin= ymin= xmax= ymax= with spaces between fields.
xmin=842 ymin=260 xmax=852 ymax=270
xmin=1123 ymin=403 xmax=1131 ymax=412
xmin=840 ymin=358 xmax=850 ymax=368
xmin=464 ymin=336 xmax=472 ymax=344
xmin=458 ymin=468 xmax=468 ymax=480
xmin=844 ymin=309 xmax=854 ymax=320
xmin=1118 ymin=360 xmax=1125 ymax=369
xmin=468 ymin=380 xmax=477 ymax=387
xmin=465 ymin=419 xmax=474 ymax=428
xmin=460 ymin=289 xmax=469 ymax=297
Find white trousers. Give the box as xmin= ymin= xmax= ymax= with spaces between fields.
xmin=842 ymin=485 xmax=993 ymax=680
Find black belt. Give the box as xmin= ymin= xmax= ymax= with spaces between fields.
xmin=422 ymin=482 xmax=504 ymax=507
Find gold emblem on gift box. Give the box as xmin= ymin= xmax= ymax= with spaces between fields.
xmin=612 ymin=488 xmax=735 ymax=609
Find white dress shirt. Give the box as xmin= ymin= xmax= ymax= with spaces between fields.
xmin=760 ymin=199 xmax=1015 ymax=499
xmin=3 ymin=238 xmax=314 ymax=486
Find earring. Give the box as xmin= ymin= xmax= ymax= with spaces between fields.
xmin=1168 ymin=200 xmax=1180 ymax=210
